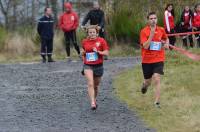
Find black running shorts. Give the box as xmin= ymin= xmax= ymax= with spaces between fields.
xmin=142 ymin=62 xmax=164 ymax=79
xmin=82 ymin=64 xmax=104 ymax=77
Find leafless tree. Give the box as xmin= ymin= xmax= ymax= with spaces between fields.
xmin=50 ymin=0 xmax=58 ymax=24
xmin=0 ymin=0 xmax=11 ymax=29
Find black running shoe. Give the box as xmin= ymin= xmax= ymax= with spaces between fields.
xmin=141 ymin=83 xmax=148 ymax=94
xmin=91 ymin=103 xmax=98 ymax=110
xmin=154 ymin=102 xmax=161 ymax=108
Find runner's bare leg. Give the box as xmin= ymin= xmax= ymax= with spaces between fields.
xmin=152 ymin=73 xmax=161 ymax=103
xmin=84 ymin=69 xmax=96 ymax=106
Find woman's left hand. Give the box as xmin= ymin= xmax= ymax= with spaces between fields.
xmin=93 ymin=47 xmax=98 ymax=52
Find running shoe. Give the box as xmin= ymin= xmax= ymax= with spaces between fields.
xmin=91 ymin=102 xmax=98 ymax=110
xmin=154 ymin=102 xmax=161 ymax=108
xmin=141 ymin=83 xmax=148 ymax=94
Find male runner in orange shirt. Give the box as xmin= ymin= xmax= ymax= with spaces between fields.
xmin=140 ymin=12 xmax=169 ymax=108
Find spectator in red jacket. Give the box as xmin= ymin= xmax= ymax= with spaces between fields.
xmin=180 ymin=6 xmax=194 ymax=48
xmin=193 ymin=3 xmax=200 ymax=47
xmin=59 ymin=2 xmax=81 ymax=61
xmin=164 ymin=4 xmax=176 ymax=49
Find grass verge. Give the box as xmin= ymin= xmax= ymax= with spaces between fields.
xmin=113 ymin=49 xmax=200 ymax=132
xmin=0 ymin=43 xmax=138 ymax=63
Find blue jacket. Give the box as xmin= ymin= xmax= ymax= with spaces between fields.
xmin=37 ymin=15 xmax=54 ymax=39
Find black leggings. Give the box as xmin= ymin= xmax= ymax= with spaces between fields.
xmin=166 ymin=29 xmax=176 ymax=46
xmin=64 ymin=30 xmax=80 ymax=57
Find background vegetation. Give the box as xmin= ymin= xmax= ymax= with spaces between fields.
xmin=105 ymin=0 xmax=200 ymax=46
xmin=0 ymin=0 xmax=199 ymax=62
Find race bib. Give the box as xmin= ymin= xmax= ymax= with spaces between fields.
xmin=150 ymin=41 xmax=161 ymax=51
xmin=86 ymin=52 xmax=98 ymax=62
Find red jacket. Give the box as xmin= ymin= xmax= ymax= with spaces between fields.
xmin=192 ymin=12 xmax=200 ymax=28
xmin=164 ymin=10 xmax=175 ymax=32
xmin=59 ymin=3 xmax=79 ymax=32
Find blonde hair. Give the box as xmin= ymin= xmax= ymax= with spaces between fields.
xmin=85 ymin=25 xmax=100 ymax=34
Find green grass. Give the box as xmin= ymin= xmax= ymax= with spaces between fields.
xmin=113 ymin=49 xmax=200 ymax=132
xmin=109 ymin=43 xmax=140 ymax=57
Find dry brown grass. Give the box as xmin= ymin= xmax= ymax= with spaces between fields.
xmin=4 ymin=33 xmax=36 ymax=56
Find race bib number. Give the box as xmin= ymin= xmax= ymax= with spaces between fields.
xmin=150 ymin=41 xmax=161 ymax=51
xmin=86 ymin=52 xmax=98 ymax=62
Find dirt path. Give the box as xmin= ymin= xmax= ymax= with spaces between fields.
xmin=0 ymin=57 xmax=155 ymax=132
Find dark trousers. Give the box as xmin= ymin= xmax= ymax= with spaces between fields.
xmin=64 ymin=30 xmax=80 ymax=57
xmin=182 ymin=28 xmax=193 ymax=48
xmin=167 ymin=29 xmax=176 ymax=46
xmin=166 ymin=29 xmax=176 ymax=50
xmin=194 ymin=27 xmax=200 ymax=47
xmin=41 ymin=38 xmax=53 ymax=57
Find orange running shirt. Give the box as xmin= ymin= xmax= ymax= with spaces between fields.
xmin=140 ymin=26 xmax=168 ymax=63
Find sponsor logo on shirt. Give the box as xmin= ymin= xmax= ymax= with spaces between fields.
xmin=96 ymin=42 xmax=100 ymax=47
xmin=71 ymin=16 xmax=75 ymax=21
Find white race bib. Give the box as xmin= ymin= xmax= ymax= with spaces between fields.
xmin=86 ymin=52 xmax=98 ymax=62
xmin=150 ymin=41 xmax=162 ymax=51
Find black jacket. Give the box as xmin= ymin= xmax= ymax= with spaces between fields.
xmin=37 ymin=15 xmax=54 ymax=39
xmin=82 ymin=9 xmax=105 ymax=28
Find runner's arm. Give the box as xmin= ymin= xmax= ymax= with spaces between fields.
xmin=93 ymin=47 xmax=109 ymax=56
xmin=97 ymin=50 xmax=109 ymax=56
xmin=142 ymin=30 xmax=155 ymax=49
xmin=162 ymin=38 xmax=170 ymax=49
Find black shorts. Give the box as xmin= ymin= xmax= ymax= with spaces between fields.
xmin=142 ymin=62 xmax=164 ymax=79
xmin=82 ymin=64 xmax=104 ymax=77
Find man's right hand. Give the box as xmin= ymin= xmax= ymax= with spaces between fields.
xmin=149 ymin=27 xmax=155 ymax=39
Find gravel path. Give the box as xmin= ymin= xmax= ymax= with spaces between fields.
xmin=0 ymin=57 xmax=155 ymax=132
